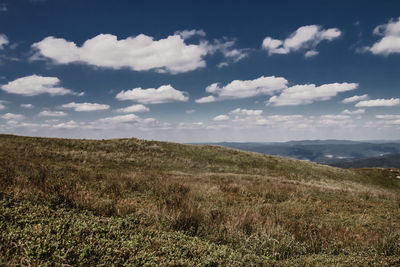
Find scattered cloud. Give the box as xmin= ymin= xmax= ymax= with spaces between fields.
xmin=268 ymin=82 xmax=358 ymax=106
xmin=1 ymin=113 xmax=25 ymax=121
xmin=32 ymin=33 xmax=209 ymax=74
xmin=341 ymin=94 xmax=369 ymax=103
xmin=342 ymin=109 xmax=365 ymax=115
xmin=175 ymin=29 xmax=206 ymax=39
xmin=366 ymin=17 xmax=400 ymax=56
xmin=0 ymin=34 xmax=9 ymax=49
xmin=1 ymin=75 xmax=82 ymax=96
xmin=96 ymin=114 xmax=140 ymax=124
xmin=116 ymin=85 xmax=188 ymax=104
xmin=262 ymin=25 xmax=341 ymax=57
xmin=115 ymin=104 xmax=149 ymax=113
xmin=196 ymin=76 xmax=287 ymax=103
xmin=355 ymin=98 xmax=400 ymax=107
xmin=195 ymin=95 xmax=216 ymax=103
xmin=20 ymin=104 xmax=34 ymax=109
xmin=304 ymin=50 xmax=319 ymax=58
xmin=0 ymin=100 xmax=6 ymax=110
xmin=217 ymin=62 xmax=229 ymax=68
xmin=207 ymin=38 xmax=249 ymax=64
xmin=230 ymin=108 xmax=262 ymax=116
xmin=38 ymin=110 xmax=68 ymax=117
xmin=376 ymin=114 xmax=400 ymax=119
xmin=186 ymin=109 xmax=196 ymax=114
xmin=213 ymin=115 xmax=229 ymax=121
xmin=61 ymin=102 xmax=110 ymax=111
xmin=53 ymin=120 xmax=79 ymax=129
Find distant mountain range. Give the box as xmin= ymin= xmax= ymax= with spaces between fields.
xmin=193 ymin=140 xmax=400 ymax=169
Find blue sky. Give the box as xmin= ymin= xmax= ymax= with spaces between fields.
xmin=0 ymin=0 xmax=399 ymax=142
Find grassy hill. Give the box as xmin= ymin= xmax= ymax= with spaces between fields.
xmin=1 ymin=134 xmax=400 ymax=265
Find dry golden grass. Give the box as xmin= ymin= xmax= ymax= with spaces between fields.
xmin=1 ymin=134 xmax=400 ymax=265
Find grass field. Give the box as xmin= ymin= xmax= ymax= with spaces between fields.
xmin=1 ymin=134 xmax=400 ymax=265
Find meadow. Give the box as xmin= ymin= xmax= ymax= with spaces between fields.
xmin=1 ymin=134 xmax=400 ymax=265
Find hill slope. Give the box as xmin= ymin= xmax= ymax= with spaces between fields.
xmin=1 ymin=134 xmax=400 ymax=265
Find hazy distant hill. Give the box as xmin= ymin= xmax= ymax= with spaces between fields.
xmin=333 ymin=153 xmax=400 ymax=169
xmin=1 ymin=135 xmax=400 ymax=265
xmin=203 ymin=140 xmax=400 ymax=167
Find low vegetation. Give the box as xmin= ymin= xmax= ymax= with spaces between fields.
xmin=1 ymin=134 xmax=400 ymax=265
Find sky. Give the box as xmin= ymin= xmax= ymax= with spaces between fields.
xmin=0 ymin=0 xmax=399 ymax=142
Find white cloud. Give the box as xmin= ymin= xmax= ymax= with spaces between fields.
xmin=262 ymin=25 xmax=341 ymax=56
xmin=20 ymin=104 xmax=34 ymax=109
xmin=342 ymin=109 xmax=365 ymax=115
xmin=115 ymin=104 xmax=149 ymax=113
xmin=38 ymin=110 xmax=68 ymax=117
xmin=2 ymin=113 xmax=25 ymax=121
xmin=61 ymin=102 xmax=110 ymax=111
xmin=304 ymin=50 xmax=319 ymax=58
xmin=206 ymin=39 xmax=249 ymax=64
xmin=1 ymin=75 xmax=81 ymax=96
xmin=213 ymin=115 xmax=230 ymax=121
xmin=196 ymin=76 xmax=287 ymax=103
xmin=96 ymin=114 xmax=140 ymax=124
xmin=355 ymin=98 xmax=400 ymax=107
xmin=268 ymin=82 xmax=358 ymax=106
xmin=0 ymin=34 xmax=9 ymax=49
xmin=342 ymin=94 xmax=369 ymax=103
xmin=195 ymin=95 xmax=216 ymax=103
xmin=32 ymin=33 xmax=209 ymax=74
xmin=367 ymin=17 xmax=400 ymax=55
xmin=0 ymin=100 xmax=6 ymax=110
xmin=376 ymin=114 xmax=400 ymax=119
xmin=186 ymin=109 xmax=195 ymax=114
xmin=217 ymin=62 xmax=229 ymax=68
xmin=175 ymin=29 xmax=206 ymax=39
xmin=230 ymin=108 xmax=263 ymax=116
xmin=116 ymin=85 xmax=188 ymax=104
xmin=53 ymin=120 xmax=78 ymax=129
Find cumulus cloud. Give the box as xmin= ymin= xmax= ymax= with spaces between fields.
xmin=341 ymin=94 xmax=369 ymax=103
xmin=262 ymin=25 xmax=341 ymax=57
xmin=268 ymin=82 xmax=358 ymax=106
xmin=196 ymin=76 xmax=288 ymax=103
xmin=341 ymin=109 xmax=365 ymax=115
xmin=21 ymin=104 xmax=34 ymax=109
xmin=230 ymin=108 xmax=263 ymax=116
xmin=96 ymin=114 xmax=140 ymax=124
xmin=1 ymin=75 xmax=82 ymax=96
xmin=0 ymin=34 xmax=9 ymax=49
xmin=304 ymin=50 xmax=319 ymax=58
xmin=53 ymin=120 xmax=79 ymax=129
xmin=115 ymin=104 xmax=149 ymax=113
xmin=116 ymin=85 xmax=188 ymax=104
xmin=32 ymin=33 xmax=209 ymax=74
xmin=195 ymin=95 xmax=216 ymax=103
xmin=207 ymin=39 xmax=249 ymax=64
xmin=1 ymin=113 xmax=25 ymax=120
xmin=61 ymin=102 xmax=110 ymax=111
xmin=367 ymin=17 xmax=400 ymax=55
xmin=38 ymin=110 xmax=68 ymax=117
xmin=213 ymin=115 xmax=229 ymax=121
xmin=376 ymin=114 xmax=400 ymax=119
xmin=355 ymin=98 xmax=400 ymax=107
xmin=175 ymin=29 xmax=206 ymax=39
xmin=0 ymin=100 xmax=6 ymax=110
